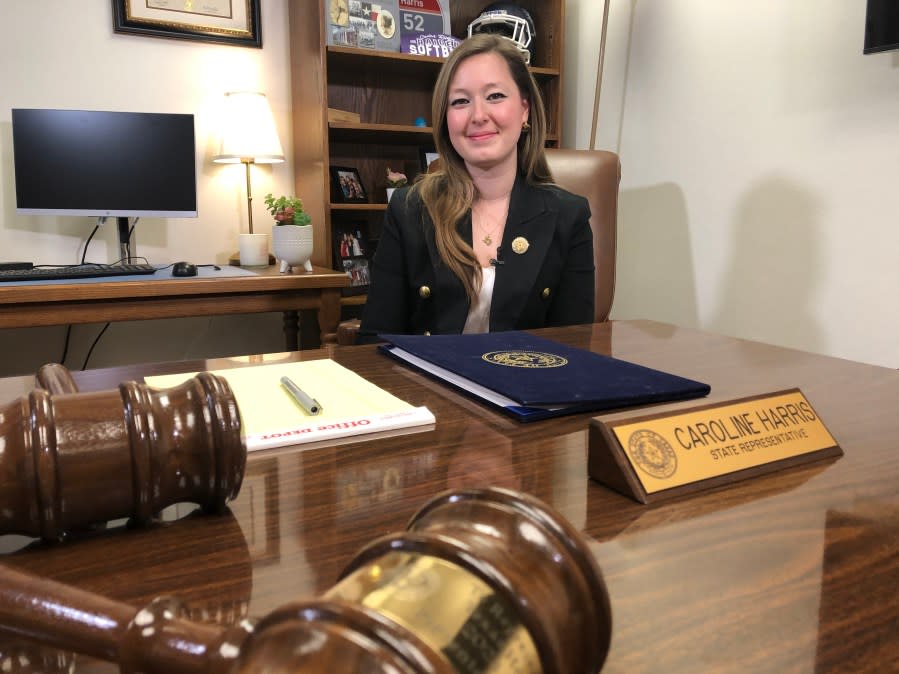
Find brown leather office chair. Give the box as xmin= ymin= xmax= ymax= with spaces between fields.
xmin=336 ymin=149 xmax=620 ymax=344
xmin=544 ymin=148 xmax=619 ymax=323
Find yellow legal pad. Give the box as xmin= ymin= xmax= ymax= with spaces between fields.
xmin=144 ymin=359 xmax=435 ymax=452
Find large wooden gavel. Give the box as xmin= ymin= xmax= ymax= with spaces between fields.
xmin=0 ymin=488 xmax=612 ymax=673
xmin=0 ymin=363 xmax=245 ymax=540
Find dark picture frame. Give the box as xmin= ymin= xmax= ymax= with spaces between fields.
xmin=419 ymin=148 xmax=440 ymax=174
xmin=112 ymin=0 xmax=262 ymax=48
xmin=332 ymin=223 xmax=371 ymax=295
xmin=330 ymin=166 xmax=368 ymax=203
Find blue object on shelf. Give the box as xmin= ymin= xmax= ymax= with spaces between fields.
xmin=414 ymin=117 xmax=427 ymax=127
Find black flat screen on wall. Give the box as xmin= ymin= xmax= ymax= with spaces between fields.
xmin=864 ymin=0 xmax=899 ymax=54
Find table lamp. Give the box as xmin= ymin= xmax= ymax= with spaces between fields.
xmin=213 ymin=91 xmax=285 ymax=266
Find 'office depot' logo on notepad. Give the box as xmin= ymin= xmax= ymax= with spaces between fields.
xmin=482 ymin=351 xmax=568 ymax=368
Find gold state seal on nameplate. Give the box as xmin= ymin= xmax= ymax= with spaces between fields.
xmin=627 ymin=429 xmax=678 ymax=479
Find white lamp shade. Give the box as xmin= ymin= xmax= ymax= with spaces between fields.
xmin=213 ymin=91 xmax=285 ymax=164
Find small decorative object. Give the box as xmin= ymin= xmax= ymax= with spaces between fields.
xmin=265 ymin=193 xmax=314 ymax=274
xmin=333 ymin=223 xmax=371 ymax=296
xmin=414 ymin=116 xmax=427 ymax=127
xmin=330 ymin=166 xmax=368 ymax=204
xmin=512 ymin=236 xmax=530 ymax=254
xmin=419 ymin=148 xmax=440 ymax=173
xmin=385 ymin=167 xmax=407 ymax=202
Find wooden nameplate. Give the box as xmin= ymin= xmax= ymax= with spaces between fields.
xmin=588 ymin=388 xmax=842 ymax=504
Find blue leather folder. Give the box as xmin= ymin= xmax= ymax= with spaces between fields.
xmin=379 ymin=331 xmax=711 ymax=422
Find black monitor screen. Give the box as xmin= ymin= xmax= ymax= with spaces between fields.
xmin=864 ymin=0 xmax=899 ymax=54
xmin=12 ymin=108 xmax=197 ymax=218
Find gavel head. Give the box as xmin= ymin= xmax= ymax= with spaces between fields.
xmin=0 ymin=368 xmax=245 ymax=540
xmin=231 ymin=487 xmax=612 ymax=674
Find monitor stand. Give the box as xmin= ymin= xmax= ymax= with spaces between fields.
xmin=117 ymin=216 xmax=133 ymax=263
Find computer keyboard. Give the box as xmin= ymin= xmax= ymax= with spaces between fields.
xmin=0 ymin=263 xmax=157 ymax=283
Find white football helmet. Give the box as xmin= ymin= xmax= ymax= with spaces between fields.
xmin=467 ymin=3 xmax=536 ymax=65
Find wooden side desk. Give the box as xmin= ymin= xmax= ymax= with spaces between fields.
xmin=0 ymin=321 xmax=895 ymax=672
xmin=0 ymin=265 xmax=349 ymax=349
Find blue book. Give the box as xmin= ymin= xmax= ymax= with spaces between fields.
xmin=379 ymin=331 xmax=711 ymax=422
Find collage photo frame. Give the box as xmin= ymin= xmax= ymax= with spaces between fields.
xmin=333 ymin=223 xmax=371 ymax=295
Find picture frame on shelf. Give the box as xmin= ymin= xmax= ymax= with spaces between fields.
xmin=111 ymin=0 xmax=262 ymax=48
xmin=419 ymin=148 xmax=440 ymax=174
xmin=333 ymin=223 xmax=371 ymax=295
xmin=330 ymin=166 xmax=368 ymax=203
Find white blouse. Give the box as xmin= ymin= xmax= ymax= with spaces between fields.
xmin=462 ymin=267 xmax=495 ymax=334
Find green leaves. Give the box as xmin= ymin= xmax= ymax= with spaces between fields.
xmin=264 ymin=193 xmax=312 ymax=226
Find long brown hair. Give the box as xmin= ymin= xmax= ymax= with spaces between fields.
xmin=413 ymin=33 xmax=552 ymax=303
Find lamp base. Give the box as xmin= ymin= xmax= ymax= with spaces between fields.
xmin=228 ymin=251 xmax=276 ymax=267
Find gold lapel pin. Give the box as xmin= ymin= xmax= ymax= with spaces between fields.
xmin=511 ymin=236 xmax=529 ymax=254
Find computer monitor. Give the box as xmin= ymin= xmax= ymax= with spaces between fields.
xmin=11 ymin=108 xmax=198 ymax=261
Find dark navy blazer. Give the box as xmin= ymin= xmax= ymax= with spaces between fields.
xmin=359 ymin=174 xmax=595 ymax=337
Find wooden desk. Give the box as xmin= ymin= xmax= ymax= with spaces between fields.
xmin=0 ymin=321 xmax=896 ymax=672
xmin=0 ymin=265 xmax=349 ymax=349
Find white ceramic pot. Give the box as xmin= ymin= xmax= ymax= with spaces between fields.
xmin=271 ymin=225 xmax=314 ymax=273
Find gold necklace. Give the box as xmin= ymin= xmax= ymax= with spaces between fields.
xmin=479 ymin=222 xmax=500 ymax=246
xmin=473 ymin=204 xmax=505 ymax=246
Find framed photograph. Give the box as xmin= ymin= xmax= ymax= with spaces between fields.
xmin=330 ymin=166 xmax=368 ymax=203
xmin=333 ymin=223 xmax=371 ymax=295
xmin=419 ymin=148 xmax=440 ymax=173
xmin=112 ymin=0 xmax=262 ymax=48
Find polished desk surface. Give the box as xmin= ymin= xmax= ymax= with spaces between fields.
xmin=0 ymin=320 xmax=896 ymax=672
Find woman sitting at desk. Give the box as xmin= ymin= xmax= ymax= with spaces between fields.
xmin=359 ymin=33 xmax=594 ymax=338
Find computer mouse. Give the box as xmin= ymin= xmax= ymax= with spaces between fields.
xmin=172 ymin=261 xmax=198 ymax=277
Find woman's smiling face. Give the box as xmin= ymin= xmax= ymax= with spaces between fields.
xmin=445 ymin=51 xmax=530 ymax=174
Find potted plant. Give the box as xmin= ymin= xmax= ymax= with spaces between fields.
xmin=385 ymin=168 xmax=407 ymax=203
xmin=264 ymin=193 xmax=313 ymax=273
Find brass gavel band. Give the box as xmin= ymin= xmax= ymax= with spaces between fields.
xmin=327 ymin=551 xmax=540 ymax=674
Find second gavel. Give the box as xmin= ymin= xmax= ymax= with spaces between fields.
xmin=0 ymin=487 xmax=612 ymax=673
xmin=0 ymin=363 xmax=245 ymax=540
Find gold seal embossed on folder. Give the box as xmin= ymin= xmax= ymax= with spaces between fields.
xmin=482 ymin=350 xmax=567 ymax=368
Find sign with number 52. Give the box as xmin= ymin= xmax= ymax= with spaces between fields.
xmin=399 ymin=0 xmax=451 ymax=41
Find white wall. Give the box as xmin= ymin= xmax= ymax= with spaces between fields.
xmin=0 ymin=1 xmax=296 ymax=376
xmin=566 ymin=0 xmax=899 ymax=368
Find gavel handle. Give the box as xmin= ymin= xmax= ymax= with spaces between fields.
xmin=35 ymin=363 xmax=80 ymax=394
xmin=0 ymin=564 xmax=223 ymax=673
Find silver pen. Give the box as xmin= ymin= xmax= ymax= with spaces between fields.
xmin=280 ymin=375 xmax=322 ymax=415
